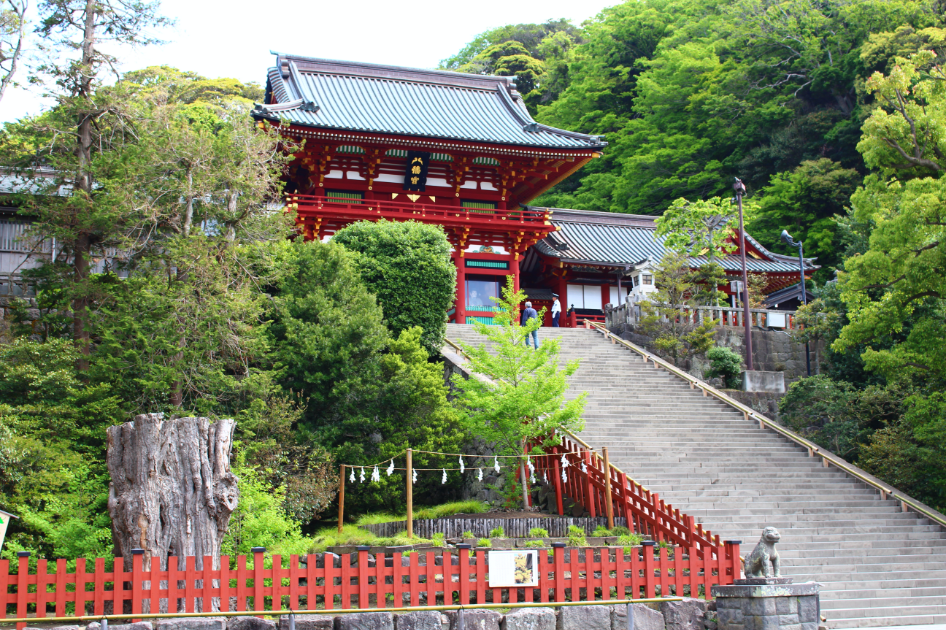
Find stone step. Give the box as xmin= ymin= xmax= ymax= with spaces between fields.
xmin=446 ymin=326 xmax=946 ymax=627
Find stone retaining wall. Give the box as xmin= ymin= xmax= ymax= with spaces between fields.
xmin=25 ymin=599 xmax=718 ymax=630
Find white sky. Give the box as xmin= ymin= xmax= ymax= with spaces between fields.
xmin=1 ymin=0 xmax=620 ymax=123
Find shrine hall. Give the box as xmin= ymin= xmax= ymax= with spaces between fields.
xmin=254 ymin=53 xmax=815 ymax=326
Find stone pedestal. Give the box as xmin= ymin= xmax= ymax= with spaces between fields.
xmin=712 ymin=578 xmax=820 ymax=630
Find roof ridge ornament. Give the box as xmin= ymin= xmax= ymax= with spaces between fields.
xmin=522 ymin=122 xmax=539 ymax=133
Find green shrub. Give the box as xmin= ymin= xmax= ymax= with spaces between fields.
xmin=462 ymin=530 xmax=475 ymax=539
xmin=567 ymin=525 xmax=587 ymax=547
xmin=611 ymin=526 xmax=631 ymax=536
xmin=489 ymin=526 xmax=505 ymax=538
xmin=705 ymin=346 xmax=744 ymax=389
xmin=431 ymin=532 xmax=446 ymax=548
xmin=414 ymin=500 xmax=488 ymax=519
xmin=477 ymin=538 xmax=492 ymax=547
xmin=618 ymin=533 xmax=644 ymax=547
xmin=529 ymin=527 xmax=549 ymax=537
xmin=524 ymin=540 xmax=546 ymax=548
xmin=333 ymin=220 xmax=456 ymax=355
xmin=592 ymin=526 xmax=612 ymax=536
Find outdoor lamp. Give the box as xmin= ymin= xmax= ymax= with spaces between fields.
xmin=780 ymin=228 xmax=810 ymax=376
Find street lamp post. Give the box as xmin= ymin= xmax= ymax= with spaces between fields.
xmin=780 ymin=229 xmax=811 ymax=377
xmin=734 ymin=178 xmax=753 ymax=371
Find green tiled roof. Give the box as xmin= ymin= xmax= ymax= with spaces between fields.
xmin=524 ymin=208 xmax=817 ymax=274
xmin=256 ymin=54 xmax=607 ymax=150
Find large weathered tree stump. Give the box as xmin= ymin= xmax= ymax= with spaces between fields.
xmin=107 ymin=414 xmax=239 ymax=574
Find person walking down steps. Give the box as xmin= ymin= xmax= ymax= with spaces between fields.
xmin=521 ymin=301 xmax=540 ymax=349
xmin=551 ymin=293 xmax=561 ymax=327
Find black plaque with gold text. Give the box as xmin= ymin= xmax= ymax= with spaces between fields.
xmin=403 ymin=151 xmax=430 ymax=192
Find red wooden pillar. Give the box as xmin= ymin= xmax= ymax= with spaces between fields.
xmin=511 ymin=251 xmax=520 ymax=293
xmin=551 ymin=450 xmax=565 ymax=516
xmin=557 ymin=275 xmax=568 ymax=319
xmin=601 ymin=284 xmax=611 ymax=309
xmin=455 ymin=253 xmax=466 ymax=324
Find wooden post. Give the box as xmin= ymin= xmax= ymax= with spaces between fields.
xmin=338 ymin=465 xmax=345 ymax=534
xmin=406 ymin=449 xmax=413 ymax=539
xmin=602 ymin=447 xmax=614 ymax=530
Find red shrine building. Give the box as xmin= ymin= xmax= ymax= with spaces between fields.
xmin=254 ymin=54 xmax=814 ymax=325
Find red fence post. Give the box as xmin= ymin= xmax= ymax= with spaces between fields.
xmin=15 ymin=552 xmax=29 ymax=630
xmin=113 ymin=556 xmax=126 ymax=619
xmin=251 ymin=547 xmax=266 ymax=613
xmin=357 ymin=547 xmax=369 ymax=609
xmin=131 ymin=550 xmax=143 ymax=619
xmin=582 ymin=452 xmax=596 ymax=518
xmin=552 ymin=543 xmax=566 ymax=602
xmin=35 ymin=558 xmax=48 ymax=621
xmin=642 ymin=542 xmax=656 ymax=598
xmin=725 ymin=541 xmax=741 ymax=584
xmin=220 ymin=555 xmax=231 ymax=613
xmin=0 ymin=558 xmax=7 ymax=624
xmin=169 ymin=556 xmax=181 ymax=614
xmin=458 ymin=545 xmax=470 ymax=605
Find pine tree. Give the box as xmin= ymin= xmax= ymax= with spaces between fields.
xmin=451 ymin=276 xmax=585 ymax=508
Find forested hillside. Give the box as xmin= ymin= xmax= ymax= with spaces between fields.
xmin=443 ymin=0 xmax=945 ymax=275
xmin=446 ymin=1 xmax=946 ymax=513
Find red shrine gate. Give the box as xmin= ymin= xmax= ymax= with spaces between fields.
xmin=255 ymin=55 xmax=607 ymax=324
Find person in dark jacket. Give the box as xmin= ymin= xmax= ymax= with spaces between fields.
xmin=521 ymin=301 xmax=539 ymax=349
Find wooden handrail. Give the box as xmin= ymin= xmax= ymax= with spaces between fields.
xmin=585 ymin=320 xmax=946 ymax=530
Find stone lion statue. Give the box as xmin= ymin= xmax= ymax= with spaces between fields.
xmin=744 ymin=526 xmax=781 ymax=578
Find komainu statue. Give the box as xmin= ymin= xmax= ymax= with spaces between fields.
xmin=744 ymin=526 xmax=782 ymax=578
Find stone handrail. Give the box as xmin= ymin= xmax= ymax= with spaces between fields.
xmin=608 ymin=302 xmax=797 ymax=330
xmin=584 ymin=320 xmax=946 ymax=531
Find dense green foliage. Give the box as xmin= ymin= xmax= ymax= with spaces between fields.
xmin=444 ymin=2 xmax=946 ymax=510
xmin=0 ymin=70 xmax=468 ymax=554
xmin=333 ymin=220 xmax=456 ymax=355
xmin=705 ymin=346 xmax=745 ymax=389
xmin=0 ymin=339 xmax=121 ymax=560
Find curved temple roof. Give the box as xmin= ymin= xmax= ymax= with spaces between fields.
xmin=256 ymin=53 xmax=607 ymax=150
xmin=529 ymin=208 xmax=817 ymax=274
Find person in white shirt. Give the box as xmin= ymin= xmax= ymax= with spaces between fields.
xmin=551 ymin=293 xmax=561 ymax=327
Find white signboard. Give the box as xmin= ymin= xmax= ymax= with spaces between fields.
xmin=488 ymin=550 xmax=540 ymax=587
xmin=766 ymin=312 xmax=787 ymax=328
xmin=0 ymin=509 xmax=16 ymax=552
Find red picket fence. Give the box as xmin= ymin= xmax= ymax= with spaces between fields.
xmin=1 ymin=544 xmax=740 ymax=628
xmin=534 ymin=433 xmax=722 ymax=558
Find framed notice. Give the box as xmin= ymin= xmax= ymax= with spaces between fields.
xmin=487 ymin=550 xmax=539 ymax=587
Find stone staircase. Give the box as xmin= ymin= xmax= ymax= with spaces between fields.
xmin=445 ymin=324 xmax=946 ymax=629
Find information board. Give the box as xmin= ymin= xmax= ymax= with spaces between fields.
xmin=487 ymin=550 xmax=540 ymax=587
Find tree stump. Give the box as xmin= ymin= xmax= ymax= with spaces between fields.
xmin=107 ymin=413 xmax=239 ymax=574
